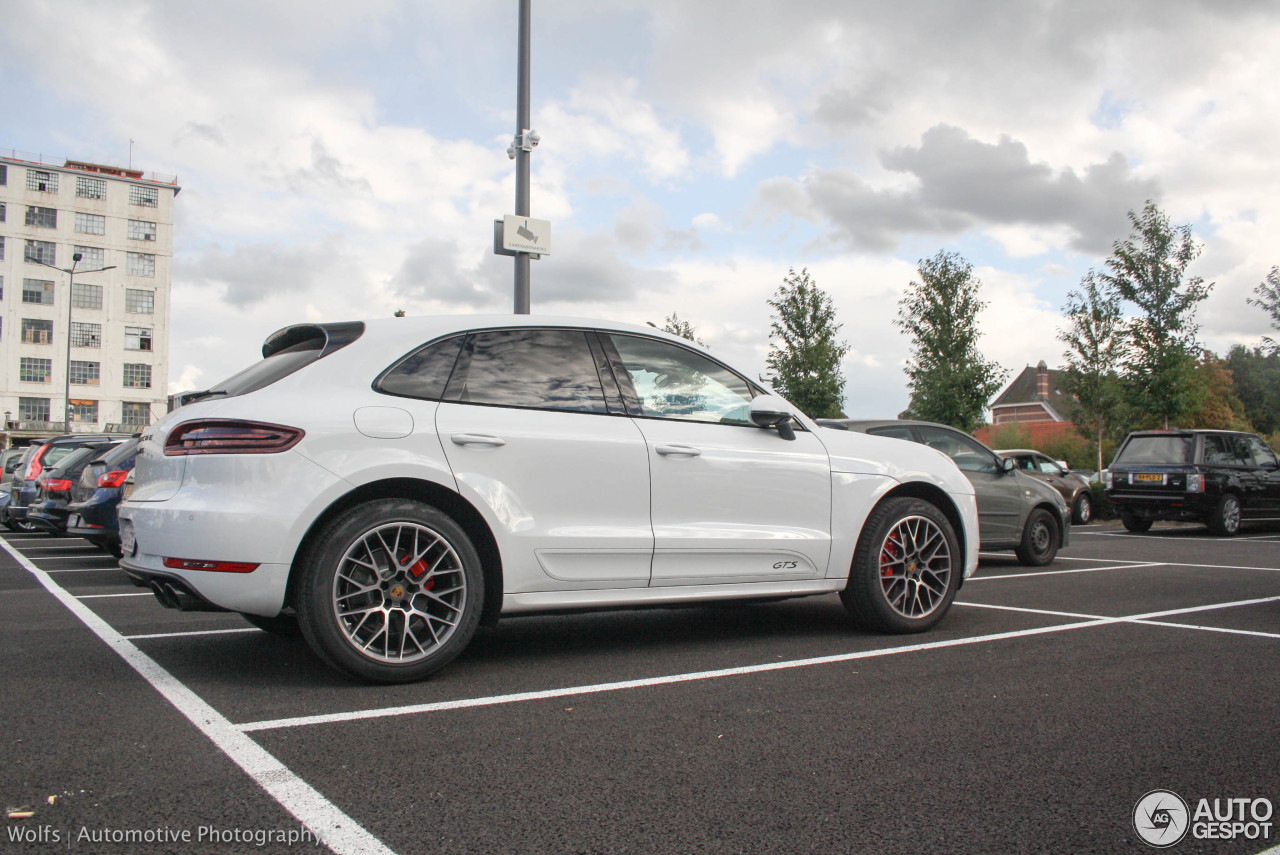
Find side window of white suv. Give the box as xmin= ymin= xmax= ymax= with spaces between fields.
xmin=444 ymin=329 xmax=609 ymax=414
xmin=606 ymin=334 xmax=755 ymax=425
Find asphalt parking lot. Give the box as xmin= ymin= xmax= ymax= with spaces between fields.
xmin=3 ymin=521 xmax=1279 ymax=855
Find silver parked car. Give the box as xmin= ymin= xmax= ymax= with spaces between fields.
xmin=819 ymin=420 xmax=1070 ymax=566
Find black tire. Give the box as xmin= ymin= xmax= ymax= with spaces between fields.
xmin=841 ymin=497 xmax=960 ymax=634
xmin=1072 ymin=492 xmax=1093 ymax=526
xmin=1206 ymin=493 xmax=1242 ymax=537
xmin=7 ymin=517 xmax=39 ymax=533
xmin=1015 ymin=508 xmax=1060 ymax=566
xmin=1121 ymin=512 xmax=1153 ymax=533
xmin=242 ymin=612 xmax=303 ymax=636
xmin=296 ymin=499 xmax=485 ymax=683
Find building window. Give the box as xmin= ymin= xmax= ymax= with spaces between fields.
xmin=121 ymin=401 xmax=151 ymax=426
xmin=0 ymin=165 xmax=7 ymax=185
xmin=127 ymin=219 xmax=157 ymax=241
xmin=20 ymin=357 xmax=52 ymax=383
xmin=123 ymin=363 xmax=152 ymax=388
xmin=129 ymin=185 xmax=158 ymax=207
xmin=71 ymin=283 xmax=103 ymax=310
xmin=18 ymin=398 xmax=49 ymax=422
xmin=125 ymin=289 xmax=154 ymax=313
xmin=125 ymin=326 xmax=153 ymax=351
xmin=25 ymin=206 xmax=57 ymax=228
xmin=71 ymin=321 xmax=101 ymax=348
xmin=126 ymin=252 xmax=155 ymax=277
xmin=0 ymin=237 xmax=5 ymax=261
xmin=24 ymin=240 xmax=56 ymax=266
xmin=74 ymin=212 xmax=106 ymax=235
xmin=73 ymin=246 xmax=105 ymax=268
xmin=21 ymin=319 xmax=54 ymax=345
xmin=69 ymin=400 xmax=98 ymax=424
xmin=1 ymin=202 xmax=7 ymax=221
xmin=22 ymin=279 xmax=55 ymax=305
xmin=76 ymin=176 xmax=107 ymax=199
xmin=27 ymin=170 xmax=58 ymax=193
xmin=69 ymin=360 xmax=101 ymax=385
xmin=0 ymin=275 xmax=4 ymax=299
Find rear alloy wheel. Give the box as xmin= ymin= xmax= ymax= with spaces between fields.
xmin=1072 ymin=492 xmax=1093 ymax=525
xmin=297 ymin=499 xmax=484 ymax=683
xmin=841 ymin=497 xmax=960 ymax=634
xmin=1015 ymin=508 xmax=1059 ymax=566
xmin=1207 ymin=493 xmax=1242 ymax=537
xmin=1121 ymin=513 xmax=1153 ymax=533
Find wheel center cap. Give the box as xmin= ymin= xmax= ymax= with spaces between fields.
xmin=389 ymin=584 xmax=406 ymax=599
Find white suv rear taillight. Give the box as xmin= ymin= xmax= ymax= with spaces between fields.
xmin=164 ymin=420 xmax=304 ymax=456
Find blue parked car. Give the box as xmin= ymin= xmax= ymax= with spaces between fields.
xmin=66 ymin=438 xmax=139 ymax=556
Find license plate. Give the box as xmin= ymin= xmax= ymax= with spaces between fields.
xmin=122 ymin=481 xmax=135 ymax=500
xmin=1134 ymin=473 xmax=1165 ymax=483
xmin=120 ymin=520 xmax=136 ymax=557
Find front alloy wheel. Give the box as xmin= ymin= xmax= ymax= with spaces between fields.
xmin=842 ymin=497 xmax=959 ymax=633
xmin=298 ymin=500 xmax=484 ymax=683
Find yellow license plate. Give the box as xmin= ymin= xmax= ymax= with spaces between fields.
xmin=1134 ymin=473 xmax=1164 ymax=482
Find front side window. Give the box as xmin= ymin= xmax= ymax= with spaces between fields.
xmin=129 ymin=185 xmax=158 ymax=207
xmin=22 ymin=278 xmax=54 ymax=305
xmin=69 ymin=400 xmax=98 ymax=424
xmin=915 ymin=425 xmax=999 ymax=473
xmin=18 ymin=397 xmax=49 ymax=422
xmin=71 ymin=322 xmax=102 ymax=348
xmin=445 ymin=329 xmax=606 ymax=414
xmin=69 ymin=361 xmax=100 ymax=385
xmin=21 ymin=318 xmax=53 ymax=344
xmin=25 ymin=206 xmax=56 ymax=228
xmin=124 ymin=325 xmax=152 ymax=351
xmin=123 ymin=363 xmax=152 ymax=388
xmin=125 ymin=288 xmax=154 ymax=313
xmin=72 ymin=282 xmax=103 ymax=309
xmin=27 ymin=170 xmax=58 ymax=193
xmin=24 ymin=240 xmax=56 ymax=266
xmin=76 ymin=176 xmax=107 ymax=199
xmin=20 ymin=357 xmax=52 ymax=383
xmin=127 ymin=219 xmax=157 ymax=241
xmin=121 ymin=401 xmax=151 ymax=426
xmin=74 ymin=212 xmax=106 ymax=235
xmin=607 ymin=334 xmax=753 ymax=425
xmin=1241 ymin=435 xmax=1280 ymax=469
xmin=126 ymin=252 xmax=155 ymax=277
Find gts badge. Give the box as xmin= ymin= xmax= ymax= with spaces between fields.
xmin=772 ymin=561 xmax=798 ymax=570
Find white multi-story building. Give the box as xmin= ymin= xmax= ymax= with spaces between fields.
xmin=0 ymin=153 xmax=178 ymax=442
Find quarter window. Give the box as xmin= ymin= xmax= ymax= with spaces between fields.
xmin=445 ymin=329 xmax=607 ymax=414
xmin=607 ymin=334 xmax=754 ymax=425
xmin=378 ymin=335 xmax=464 ymax=401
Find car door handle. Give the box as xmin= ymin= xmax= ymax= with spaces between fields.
xmin=655 ymin=444 xmax=701 ymax=457
xmin=450 ymin=434 xmax=506 ymax=447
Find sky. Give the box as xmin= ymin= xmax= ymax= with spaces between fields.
xmin=2 ymin=0 xmax=1278 ymax=417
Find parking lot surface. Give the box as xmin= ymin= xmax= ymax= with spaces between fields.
xmin=2 ymin=521 xmax=1279 ymax=854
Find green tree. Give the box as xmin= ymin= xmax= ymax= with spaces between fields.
xmin=1058 ymin=270 xmax=1126 ymax=472
xmin=1182 ymin=350 xmax=1251 ymax=431
xmin=1100 ymin=201 xmax=1212 ymax=428
xmin=895 ymin=251 xmax=1007 ymax=433
xmin=1226 ymin=344 xmax=1280 ymax=434
xmin=658 ymin=312 xmax=704 ymax=346
xmin=1247 ymin=265 xmax=1280 ymax=354
xmin=765 ymin=268 xmax=850 ymax=418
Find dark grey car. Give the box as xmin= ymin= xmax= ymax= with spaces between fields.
xmin=819 ymin=419 xmax=1070 ymax=566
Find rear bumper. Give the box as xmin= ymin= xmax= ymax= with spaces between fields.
xmin=1107 ymin=491 xmax=1215 ymax=521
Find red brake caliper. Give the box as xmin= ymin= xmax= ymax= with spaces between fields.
xmin=881 ymin=541 xmax=900 ymax=577
xmin=404 ymin=555 xmax=436 ymax=589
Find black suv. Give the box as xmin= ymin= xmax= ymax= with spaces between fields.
xmin=1105 ymin=429 xmax=1280 ymax=535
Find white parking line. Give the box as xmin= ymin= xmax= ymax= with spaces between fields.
xmin=959 ymin=596 xmax=1280 ymax=639
xmin=46 ymin=566 xmax=128 ymax=573
xmin=970 ymin=562 xmax=1163 ymax=581
xmin=0 ymin=536 xmax=398 ymax=855
xmin=76 ymin=592 xmax=153 ymax=599
xmin=16 ymin=545 xmax=107 ymax=551
xmin=126 ymin=627 xmax=260 ymax=640
xmin=236 ymin=617 xmax=1119 ymax=733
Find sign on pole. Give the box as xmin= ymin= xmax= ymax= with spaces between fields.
xmin=501 ymin=215 xmax=551 ymax=256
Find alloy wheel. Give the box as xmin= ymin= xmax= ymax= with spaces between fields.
xmin=877 ymin=515 xmax=953 ymax=620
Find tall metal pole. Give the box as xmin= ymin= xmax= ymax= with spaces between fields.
xmin=36 ymin=254 xmax=115 ymax=432
xmin=513 ymin=0 xmax=532 ymax=314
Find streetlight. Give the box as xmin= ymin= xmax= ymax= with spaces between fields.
xmin=34 ymin=252 xmax=116 ymax=432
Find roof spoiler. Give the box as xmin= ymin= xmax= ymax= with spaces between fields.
xmin=262 ymin=321 xmax=366 ymax=359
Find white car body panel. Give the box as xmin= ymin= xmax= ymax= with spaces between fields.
xmin=119 ymin=314 xmax=980 ymax=625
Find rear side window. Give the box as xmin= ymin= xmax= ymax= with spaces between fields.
xmin=867 ymin=425 xmax=915 ymax=441
xmin=445 ymin=329 xmax=607 ymax=414
xmin=377 ymin=336 xmax=464 ymax=401
xmin=1114 ymin=435 xmax=1194 ymax=465
xmin=1202 ymin=435 xmax=1244 ymax=466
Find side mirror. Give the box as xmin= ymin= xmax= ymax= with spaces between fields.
xmin=749 ymin=395 xmax=796 ymax=441
xmin=1001 ymin=457 xmax=1016 ymax=473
